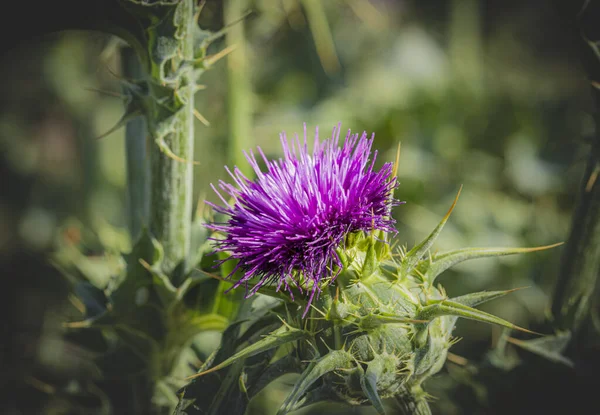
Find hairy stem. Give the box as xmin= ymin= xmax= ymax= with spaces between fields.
xmin=147 ymin=0 xmax=196 ymax=278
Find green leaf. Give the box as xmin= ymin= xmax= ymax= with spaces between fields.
xmin=247 ymin=355 xmax=303 ymax=398
xmin=450 ymin=287 xmax=526 ymax=308
xmin=187 ymin=324 xmax=308 ymax=380
xmin=358 ymin=313 xmax=427 ymax=330
xmin=277 ymin=350 xmax=355 ymax=415
xmin=281 ymin=384 xmax=337 ymax=414
xmin=422 ymin=243 xmax=562 ymax=283
xmin=507 ymin=331 xmax=574 ymax=367
xmin=360 ymin=359 xmax=386 ymax=415
xmin=418 ymin=300 xmax=539 ymax=334
xmin=445 ymin=288 xmax=526 ymax=331
xmin=401 ymin=187 xmax=461 ymax=275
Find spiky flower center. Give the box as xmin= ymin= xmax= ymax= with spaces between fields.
xmin=207 ymin=123 xmax=397 ymax=307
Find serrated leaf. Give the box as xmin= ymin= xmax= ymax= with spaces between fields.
xmin=401 ymin=187 xmax=462 ymax=275
xmin=418 ymin=300 xmax=539 ymax=334
xmin=423 ymin=243 xmax=562 ymax=283
xmin=360 ymin=359 xmax=386 ymax=415
xmin=187 ymin=324 xmax=308 ymax=380
xmin=507 ymin=331 xmax=574 ymax=367
xmin=277 ymin=350 xmax=355 ymax=415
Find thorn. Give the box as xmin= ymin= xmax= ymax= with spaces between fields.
xmin=193 ymin=108 xmax=211 ymax=126
xmin=446 ymin=352 xmax=469 ymax=366
xmin=84 ymin=87 xmax=124 ymax=98
xmin=62 ymin=320 xmax=91 ymax=329
xmin=205 ymin=44 xmax=238 ymax=67
xmin=185 ymin=365 xmax=217 ymax=380
xmin=504 ymin=286 xmax=530 ymax=294
xmin=392 ymin=141 xmax=401 ymax=179
xmin=138 ymin=258 xmax=153 ymax=272
xmin=585 ymin=163 xmax=599 ymax=192
xmin=156 ymin=137 xmax=201 ymax=165
xmin=305 ymin=339 xmax=320 ymax=356
xmin=443 ymin=185 xmax=462 ymax=221
xmin=319 ymin=337 xmax=333 ymax=351
xmin=204 ymin=10 xmax=254 ymax=46
xmin=412 ymin=267 xmax=426 ymax=282
xmin=68 ymin=294 xmax=86 ymax=314
xmin=95 ymin=111 xmax=141 ymax=140
xmin=505 ymin=336 xmax=522 ymax=346
xmin=516 ymin=242 xmax=565 ymax=253
xmin=309 ymin=303 xmax=326 ymax=317
xmin=24 ymin=376 xmax=56 ymax=394
xmin=277 ymin=316 xmax=294 ymax=331
xmin=193 ymin=268 xmax=227 ymax=282
xmin=511 ymin=325 xmax=545 ymax=336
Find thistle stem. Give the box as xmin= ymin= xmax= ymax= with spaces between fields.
xmin=147 ymin=0 xmax=196 ymax=277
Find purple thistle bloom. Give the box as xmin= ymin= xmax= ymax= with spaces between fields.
xmin=207 ymin=123 xmax=398 ymax=314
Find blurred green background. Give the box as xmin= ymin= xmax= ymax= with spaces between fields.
xmin=0 ymin=0 xmax=592 ymax=413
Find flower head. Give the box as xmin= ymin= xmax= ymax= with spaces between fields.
xmin=207 ymin=123 xmax=398 ymax=310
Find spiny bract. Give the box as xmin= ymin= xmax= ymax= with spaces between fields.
xmin=195 ymin=124 xmax=559 ymax=415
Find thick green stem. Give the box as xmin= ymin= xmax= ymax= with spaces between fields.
xmin=121 ymin=47 xmax=150 ymax=241
xmin=147 ymin=0 xmax=196 ymax=278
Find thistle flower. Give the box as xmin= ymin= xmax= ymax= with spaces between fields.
xmin=192 ymin=126 xmax=561 ymax=414
xmin=208 ymin=123 xmax=398 ymax=307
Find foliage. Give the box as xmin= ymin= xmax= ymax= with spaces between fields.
xmin=0 ymin=1 xmax=598 ymax=414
